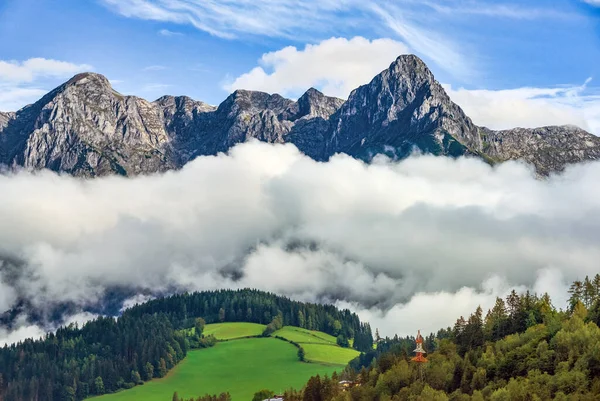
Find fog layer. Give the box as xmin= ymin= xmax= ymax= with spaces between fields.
xmin=1 ymin=141 xmax=599 ymax=342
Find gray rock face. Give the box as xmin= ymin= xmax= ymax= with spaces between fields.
xmin=0 ymin=55 xmax=598 ymax=176
xmin=0 ymin=73 xmax=176 ymax=176
xmin=0 ymin=112 xmax=14 ymax=131
xmin=480 ymin=126 xmax=600 ymax=175
xmin=327 ymin=55 xmax=480 ymax=160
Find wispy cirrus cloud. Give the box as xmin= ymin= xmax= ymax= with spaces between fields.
xmin=101 ymin=0 xmax=354 ymax=40
xmin=100 ymin=0 xmax=583 ymax=82
xmin=416 ymin=0 xmax=580 ymax=20
xmin=102 ymin=0 xmax=563 ymax=80
xmin=158 ymin=28 xmax=183 ymax=37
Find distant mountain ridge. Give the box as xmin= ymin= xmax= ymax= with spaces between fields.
xmin=1 ymin=55 xmax=598 ymax=176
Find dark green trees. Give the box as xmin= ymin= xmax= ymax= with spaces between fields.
xmin=125 ymin=288 xmax=371 ymax=349
xmin=0 ymin=313 xmax=187 ymax=401
xmin=94 ymin=377 xmax=105 ymax=395
xmin=145 ymin=362 xmax=155 ymax=381
xmin=252 ymin=389 xmax=274 ymax=401
xmin=298 ymin=346 xmax=306 ymax=362
xmin=195 ymin=317 xmax=206 ymax=336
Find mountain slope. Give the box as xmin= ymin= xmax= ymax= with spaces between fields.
xmin=327 ymin=55 xmax=480 ymax=160
xmin=0 ymin=111 xmax=14 ymax=130
xmin=0 ymin=55 xmax=598 ymax=176
xmin=0 ymin=73 xmax=176 ymax=176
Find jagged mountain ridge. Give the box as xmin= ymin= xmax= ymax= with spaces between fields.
xmin=1 ymin=55 xmax=598 ymax=176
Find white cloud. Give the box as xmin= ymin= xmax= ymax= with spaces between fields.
xmin=0 ymin=312 xmax=98 ymax=346
xmin=1 ymin=141 xmax=600 ymax=342
xmin=0 ymin=58 xmax=92 ymax=84
xmin=344 ymin=269 xmax=568 ymax=337
xmin=225 ymin=37 xmax=408 ymax=98
xmin=0 ymin=323 xmax=45 ymax=346
xmin=0 ymin=58 xmax=93 ymax=112
xmin=120 ymin=294 xmax=155 ymax=312
xmin=0 ymin=87 xmax=47 ymax=112
xmin=158 ymin=28 xmax=183 ymax=36
xmin=583 ymin=0 xmax=600 ymax=6
xmin=445 ymin=80 xmax=600 ymax=135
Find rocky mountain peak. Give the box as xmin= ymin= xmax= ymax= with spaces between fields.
xmin=389 ymin=54 xmax=432 ymax=77
xmin=328 ymin=53 xmax=479 ymax=159
xmin=295 ymin=88 xmax=345 ymax=120
xmin=223 ymin=90 xmax=294 ymax=115
xmin=54 ymin=72 xmax=118 ymax=99
xmin=65 ymin=72 xmax=111 ymax=86
xmin=154 ymin=95 xmax=216 ymax=115
xmin=1 ymin=54 xmax=598 ymax=177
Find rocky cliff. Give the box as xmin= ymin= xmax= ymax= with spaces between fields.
xmin=1 ymin=55 xmax=598 ymax=176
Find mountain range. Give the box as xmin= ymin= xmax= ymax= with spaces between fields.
xmin=1 ymin=55 xmax=598 ymax=177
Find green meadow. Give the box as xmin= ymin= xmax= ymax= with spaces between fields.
xmin=203 ymin=322 xmax=266 ymax=340
xmin=93 ymin=324 xmax=358 ymax=401
xmin=271 ymin=326 xmax=337 ymax=345
xmin=272 ymin=326 xmax=359 ymax=365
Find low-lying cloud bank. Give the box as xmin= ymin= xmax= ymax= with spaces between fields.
xmin=1 ymin=141 xmax=600 ymax=343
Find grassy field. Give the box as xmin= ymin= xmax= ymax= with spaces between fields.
xmin=272 ymin=326 xmax=337 ymax=345
xmin=203 ymin=322 xmax=266 ymax=340
xmin=93 ymin=338 xmax=339 ymax=401
xmin=272 ymin=326 xmax=359 ymax=365
xmin=301 ymin=343 xmax=360 ymax=365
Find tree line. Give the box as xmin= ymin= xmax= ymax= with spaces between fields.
xmin=124 ymin=289 xmax=373 ymax=352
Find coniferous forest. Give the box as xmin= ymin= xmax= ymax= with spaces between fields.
xmin=0 ymin=289 xmax=372 ymax=401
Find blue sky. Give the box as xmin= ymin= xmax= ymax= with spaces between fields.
xmin=0 ymin=0 xmax=599 ymax=133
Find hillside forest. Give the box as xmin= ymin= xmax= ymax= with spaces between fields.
xmin=279 ymin=275 xmax=600 ymax=401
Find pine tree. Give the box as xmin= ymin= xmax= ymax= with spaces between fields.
xmin=583 ymin=276 xmax=595 ymax=308
xmin=158 ymin=358 xmax=168 ymax=377
xmin=298 ymin=347 xmax=306 ymax=362
xmin=94 ymin=377 xmax=105 ymax=395
xmin=131 ymin=370 xmax=141 ymax=384
xmin=195 ymin=317 xmax=206 ymax=337
xmin=144 ymin=362 xmax=154 ymax=380
xmin=568 ymin=280 xmax=584 ymax=311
